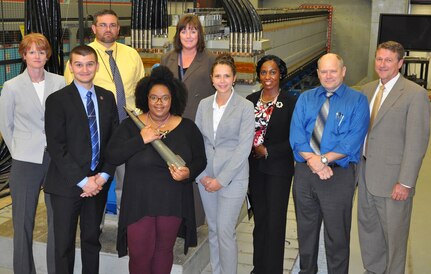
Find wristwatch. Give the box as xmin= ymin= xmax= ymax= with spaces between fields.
xmin=320 ymin=155 xmax=329 ymax=165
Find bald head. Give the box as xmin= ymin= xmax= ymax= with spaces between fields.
xmin=318 ymin=53 xmax=344 ymax=69
xmin=317 ymin=53 xmax=346 ymax=92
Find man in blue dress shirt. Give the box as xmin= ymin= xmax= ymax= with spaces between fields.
xmin=290 ymin=53 xmax=369 ymax=274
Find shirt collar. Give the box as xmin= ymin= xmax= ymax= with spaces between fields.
xmin=379 ymin=73 xmax=400 ymax=92
xmin=93 ymin=39 xmax=117 ymax=52
xmin=317 ymin=83 xmax=347 ymax=98
xmin=212 ymin=88 xmax=235 ymax=110
xmin=74 ymin=80 xmax=95 ymax=99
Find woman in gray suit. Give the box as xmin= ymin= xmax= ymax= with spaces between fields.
xmin=0 ymin=33 xmax=65 ymax=274
xmin=195 ymin=54 xmax=255 ymax=274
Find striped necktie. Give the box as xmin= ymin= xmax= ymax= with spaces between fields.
xmin=106 ymin=50 xmax=127 ymax=121
xmin=86 ymin=91 xmax=99 ymax=171
xmin=310 ymin=91 xmax=334 ymax=154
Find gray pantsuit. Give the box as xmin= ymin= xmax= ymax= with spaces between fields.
xmin=9 ymin=153 xmax=55 ymax=274
xmin=198 ymin=178 xmax=248 ymax=274
xmin=195 ymin=91 xmax=255 ymax=274
xmin=0 ymin=69 xmax=65 ymax=274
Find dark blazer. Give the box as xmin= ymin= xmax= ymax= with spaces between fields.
xmin=161 ymin=49 xmax=215 ymax=120
xmin=246 ymin=89 xmax=297 ymax=177
xmin=44 ymin=83 xmax=119 ymax=197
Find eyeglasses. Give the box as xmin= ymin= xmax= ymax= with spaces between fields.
xmin=96 ymin=23 xmax=119 ymax=29
xmin=148 ymin=95 xmax=171 ymax=104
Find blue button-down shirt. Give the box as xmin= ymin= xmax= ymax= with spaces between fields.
xmin=74 ymin=81 xmax=110 ymax=188
xmin=290 ymin=83 xmax=370 ymax=167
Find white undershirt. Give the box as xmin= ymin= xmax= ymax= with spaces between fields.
xmin=212 ymin=89 xmax=234 ymax=139
xmin=33 ymin=80 xmax=45 ymax=105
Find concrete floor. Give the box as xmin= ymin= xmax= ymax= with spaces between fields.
xmin=1 ymin=121 xmax=431 ymax=273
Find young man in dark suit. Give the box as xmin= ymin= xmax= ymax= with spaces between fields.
xmin=44 ymin=45 xmax=119 ymax=274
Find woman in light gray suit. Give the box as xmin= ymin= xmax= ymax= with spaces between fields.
xmin=195 ymin=54 xmax=255 ymax=274
xmin=0 ymin=33 xmax=65 ymax=274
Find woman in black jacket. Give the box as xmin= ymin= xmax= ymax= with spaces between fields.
xmin=246 ymin=55 xmax=297 ymax=274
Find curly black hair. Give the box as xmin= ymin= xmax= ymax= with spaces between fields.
xmin=256 ymin=55 xmax=288 ymax=81
xmin=135 ymin=66 xmax=188 ymax=116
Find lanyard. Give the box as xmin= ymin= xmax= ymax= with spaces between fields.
xmin=179 ymin=51 xmax=185 ymax=81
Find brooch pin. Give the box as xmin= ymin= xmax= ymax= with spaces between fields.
xmin=276 ymin=101 xmax=283 ymax=108
xmin=158 ymin=129 xmax=170 ymax=139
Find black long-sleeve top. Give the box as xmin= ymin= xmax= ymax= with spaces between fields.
xmin=106 ymin=117 xmax=206 ymax=257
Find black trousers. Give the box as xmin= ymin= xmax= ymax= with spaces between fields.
xmin=50 ymin=184 xmax=109 ymax=274
xmin=249 ymin=169 xmax=293 ymax=274
xmin=293 ymin=163 xmax=356 ymax=274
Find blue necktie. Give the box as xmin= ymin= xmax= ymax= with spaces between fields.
xmin=106 ymin=50 xmax=127 ymax=121
xmin=86 ymin=91 xmax=99 ymax=171
xmin=310 ymin=91 xmax=334 ymax=154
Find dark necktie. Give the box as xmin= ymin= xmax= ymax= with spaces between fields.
xmin=86 ymin=91 xmax=99 ymax=171
xmin=106 ymin=50 xmax=127 ymax=121
xmin=310 ymin=91 xmax=334 ymax=154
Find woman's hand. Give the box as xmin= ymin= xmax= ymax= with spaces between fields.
xmin=140 ymin=125 xmax=162 ymax=144
xmin=201 ymin=177 xmax=222 ymax=192
xmin=169 ymin=164 xmax=190 ymax=181
xmin=253 ymin=144 xmax=267 ymax=158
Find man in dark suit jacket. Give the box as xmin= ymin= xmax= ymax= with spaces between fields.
xmin=358 ymin=41 xmax=430 ymax=274
xmin=44 ymin=45 xmax=118 ymax=274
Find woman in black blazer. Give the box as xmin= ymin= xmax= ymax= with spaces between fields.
xmin=246 ymin=55 xmax=297 ymax=274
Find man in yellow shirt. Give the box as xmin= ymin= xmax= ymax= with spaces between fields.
xmin=64 ymin=9 xmax=145 ymax=214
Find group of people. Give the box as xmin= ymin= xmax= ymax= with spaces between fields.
xmin=0 ymin=8 xmax=429 ymax=274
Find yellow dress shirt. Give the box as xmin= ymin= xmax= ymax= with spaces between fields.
xmin=64 ymin=39 xmax=145 ymax=110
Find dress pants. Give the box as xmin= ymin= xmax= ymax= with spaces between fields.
xmin=357 ymin=159 xmax=412 ymax=274
xmin=249 ymin=170 xmax=292 ymax=274
xmin=50 ymin=184 xmax=109 ymax=274
xmin=9 ymin=153 xmax=55 ymax=274
xmin=198 ymin=178 xmax=248 ymax=274
xmin=293 ymin=163 xmax=355 ymax=274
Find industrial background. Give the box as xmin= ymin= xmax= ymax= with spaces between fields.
xmin=0 ymin=0 xmax=430 ymax=273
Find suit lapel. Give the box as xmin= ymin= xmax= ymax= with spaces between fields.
xmin=21 ymin=69 xmax=44 ymax=116
xmin=372 ymin=77 xmax=404 ymax=128
xmin=95 ymin=87 xmax=106 ymax=141
xmin=69 ymin=83 xmax=91 ymax=138
xmin=42 ymin=71 xmax=53 ymax=110
xmin=365 ymin=83 xmax=378 ymax=104
xmin=214 ymin=93 xmax=238 ymax=144
xmin=202 ymin=96 xmax=215 ymax=145
xmin=168 ymin=53 xmax=180 ymax=78
xmin=182 ymin=51 xmax=203 ymax=82
xmin=266 ymin=91 xmax=285 ymax=132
